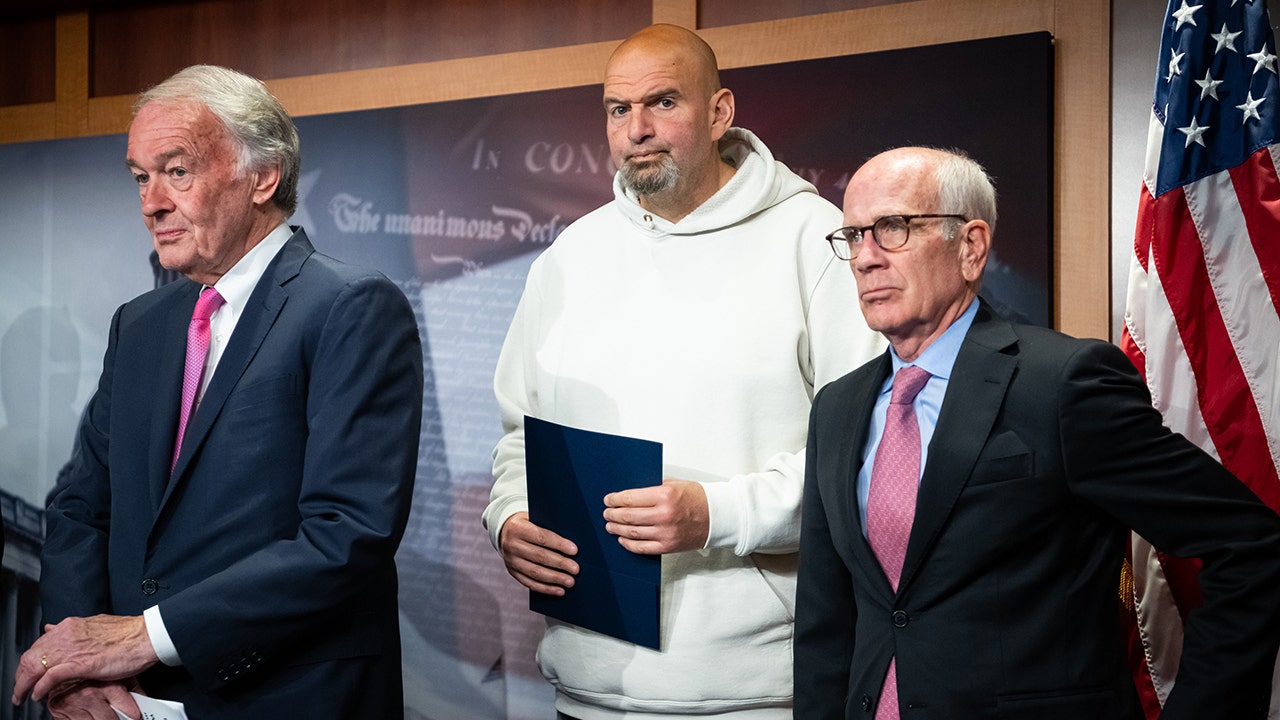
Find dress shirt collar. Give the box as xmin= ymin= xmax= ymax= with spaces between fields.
xmin=887 ymin=297 xmax=981 ymax=382
xmin=208 ymin=223 xmax=293 ymax=321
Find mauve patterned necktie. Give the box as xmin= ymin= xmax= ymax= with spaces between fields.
xmin=866 ymin=364 xmax=932 ymax=720
xmin=171 ymin=287 xmax=224 ymax=472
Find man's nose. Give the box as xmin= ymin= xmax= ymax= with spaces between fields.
xmin=628 ymin=107 xmax=653 ymax=143
xmin=139 ymin=180 xmax=171 ymax=216
xmin=853 ymin=234 xmax=888 ymax=272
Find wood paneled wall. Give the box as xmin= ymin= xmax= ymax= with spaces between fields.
xmin=0 ymin=0 xmax=1111 ymax=338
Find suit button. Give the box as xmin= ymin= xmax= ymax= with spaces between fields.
xmin=861 ymin=694 xmax=873 ymax=711
xmin=141 ymin=578 xmax=158 ymax=595
xmin=892 ymin=610 xmax=909 ymax=627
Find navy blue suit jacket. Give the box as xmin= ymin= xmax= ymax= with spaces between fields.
xmin=795 ymin=303 xmax=1280 ymax=720
xmin=42 ymin=228 xmax=423 ymax=718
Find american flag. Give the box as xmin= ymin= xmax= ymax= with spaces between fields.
xmin=1121 ymin=0 xmax=1280 ymax=717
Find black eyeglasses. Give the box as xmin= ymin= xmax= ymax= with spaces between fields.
xmin=825 ymin=214 xmax=968 ymax=260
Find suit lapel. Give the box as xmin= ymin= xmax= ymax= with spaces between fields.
xmin=160 ymin=229 xmax=313 ymax=512
xmin=898 ymin=305 xmax=1018 ymax=594
xmin=844 ymin=354 xmax=898 ymax=596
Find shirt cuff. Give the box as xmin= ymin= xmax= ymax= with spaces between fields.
xmin=143 ymin=605 xmax=183 ymax=667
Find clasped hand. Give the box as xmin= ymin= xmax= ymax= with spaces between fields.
xmin=12 ymin=614 xmax=157 ymax=719
xmin=498 ymin=479 xmax=709 ymax=595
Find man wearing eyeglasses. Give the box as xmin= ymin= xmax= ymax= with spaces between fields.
xmin=484 ymin=23 xmax=883 ymax=720
xmin=794 ymin=146 xmax=1280 ymax=719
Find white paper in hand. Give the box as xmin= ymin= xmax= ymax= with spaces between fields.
xmin=112 ymin=693 xmax=188 ymax=720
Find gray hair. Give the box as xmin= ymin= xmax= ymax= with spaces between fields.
xmin=135 ymin=65 xmax=301 ymax=215
xmin=934 ymin=149 xmax=997 ymax=241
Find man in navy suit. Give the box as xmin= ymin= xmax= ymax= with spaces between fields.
xmin=12 ymin=65 xmax=422 ymax=719
xmin=794 ymin=146 xmax=1280 ymax=719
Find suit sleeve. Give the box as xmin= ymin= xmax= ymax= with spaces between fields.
xmin=794 ymin=383 xmax=858 ymax=720
xmin=41 ymin=306 xmax=122 ymax=623
xmin=1060 ymin=341 xmax=1280 ymax=720
xmin=158 ymin=275 xmax=423 ymax=689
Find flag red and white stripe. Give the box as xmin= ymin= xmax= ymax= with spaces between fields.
xmin=1122 ymin=1 xmax=1280 ymax=717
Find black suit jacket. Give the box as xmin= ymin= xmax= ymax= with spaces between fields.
xmin=795 ymin=303 xmax=1280 ymax=720
xmin=42 ymin=228 xmax=423 ymax=718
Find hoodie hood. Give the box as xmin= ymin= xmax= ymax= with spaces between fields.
xmin=612 ymin=127 xmax=820 ymax=237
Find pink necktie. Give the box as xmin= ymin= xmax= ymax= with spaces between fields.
xmin=171 ymin=287 xmax=225 ymax=472
xmin=867 ymin=364 xmax=931 ymax=720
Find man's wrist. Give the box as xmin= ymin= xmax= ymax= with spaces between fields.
xmin=142 ymin=605 xmax=182 ymax=666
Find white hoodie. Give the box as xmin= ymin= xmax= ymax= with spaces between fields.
xmin=485 ymin=128 xmax=884 ymax=718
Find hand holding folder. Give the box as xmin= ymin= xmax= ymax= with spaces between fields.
xmin=524 ymin=416 xmax=663 ymax=649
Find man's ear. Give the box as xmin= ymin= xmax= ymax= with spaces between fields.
xmin=958 ymin=219 xmax=991 ymax=283
xmin=250 ymin=163 xmax=282 ymax=207
xmin=709 ymin=88 xmax=735 ymax=141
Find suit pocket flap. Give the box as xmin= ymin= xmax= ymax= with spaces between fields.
xmin=996 ymin=685 xmax=1115 ymax=719
xmin=968 ymin=431 xmax=1033 ymax=486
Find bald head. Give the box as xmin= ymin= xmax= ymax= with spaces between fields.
xmin=601 ymin=23 xmax=736 ymax=222
xmin=606 ymin=24 xmax=722 ymax=103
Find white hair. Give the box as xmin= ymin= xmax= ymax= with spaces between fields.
xmin=135 ymin=65 xmax=301 ymax=214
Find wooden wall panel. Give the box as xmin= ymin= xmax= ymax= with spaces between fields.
xmin=0 ymin=103 xmax=56 ymax=143
xmin=90 ymin=0 xmax=650 ymax=98
xmin=699 ymin=0 xmax=913 ymax=28
xmin=1052 ymin=0 xmax=1112 ymax=339
xmin=0 ymin=17 xmax=55 ymax=106
xmin=653 ymin=0 xmax=698 ymax=28
xmin=703 ymin=1 xmax=1053 ymax=70
xmin=55 ymin=12 xmax=89 ymax=137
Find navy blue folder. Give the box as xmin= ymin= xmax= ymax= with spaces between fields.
xmin=524 ymin=415 xmax=662 ymax=649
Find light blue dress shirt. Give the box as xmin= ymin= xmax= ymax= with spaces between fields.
xmin=856 ymin=299 xmax=980 ymax=536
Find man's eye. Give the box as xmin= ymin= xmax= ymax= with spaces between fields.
xmin=133 ymin=174 xmax=149 ymax=185
xmin=658 ymin=98 xmax=675 ymax=108
xmin=171 ymin=168 xmax=187 ymax=178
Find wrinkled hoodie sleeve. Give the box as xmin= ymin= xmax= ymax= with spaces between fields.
xmin=483 ymin=274 xmax=540 ymax=550
xmin=700 ymin=222 xmax=883 ymax=555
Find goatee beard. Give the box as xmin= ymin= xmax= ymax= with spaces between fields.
xmin=620 ymin=154 xmax=678 ymax=196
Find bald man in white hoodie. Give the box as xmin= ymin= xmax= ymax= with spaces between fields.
xmin=483 ymin=23 xmax=883 ymax=720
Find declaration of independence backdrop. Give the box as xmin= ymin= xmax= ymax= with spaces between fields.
xmin=0 ymin=33 xmax=1050 ymax=718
